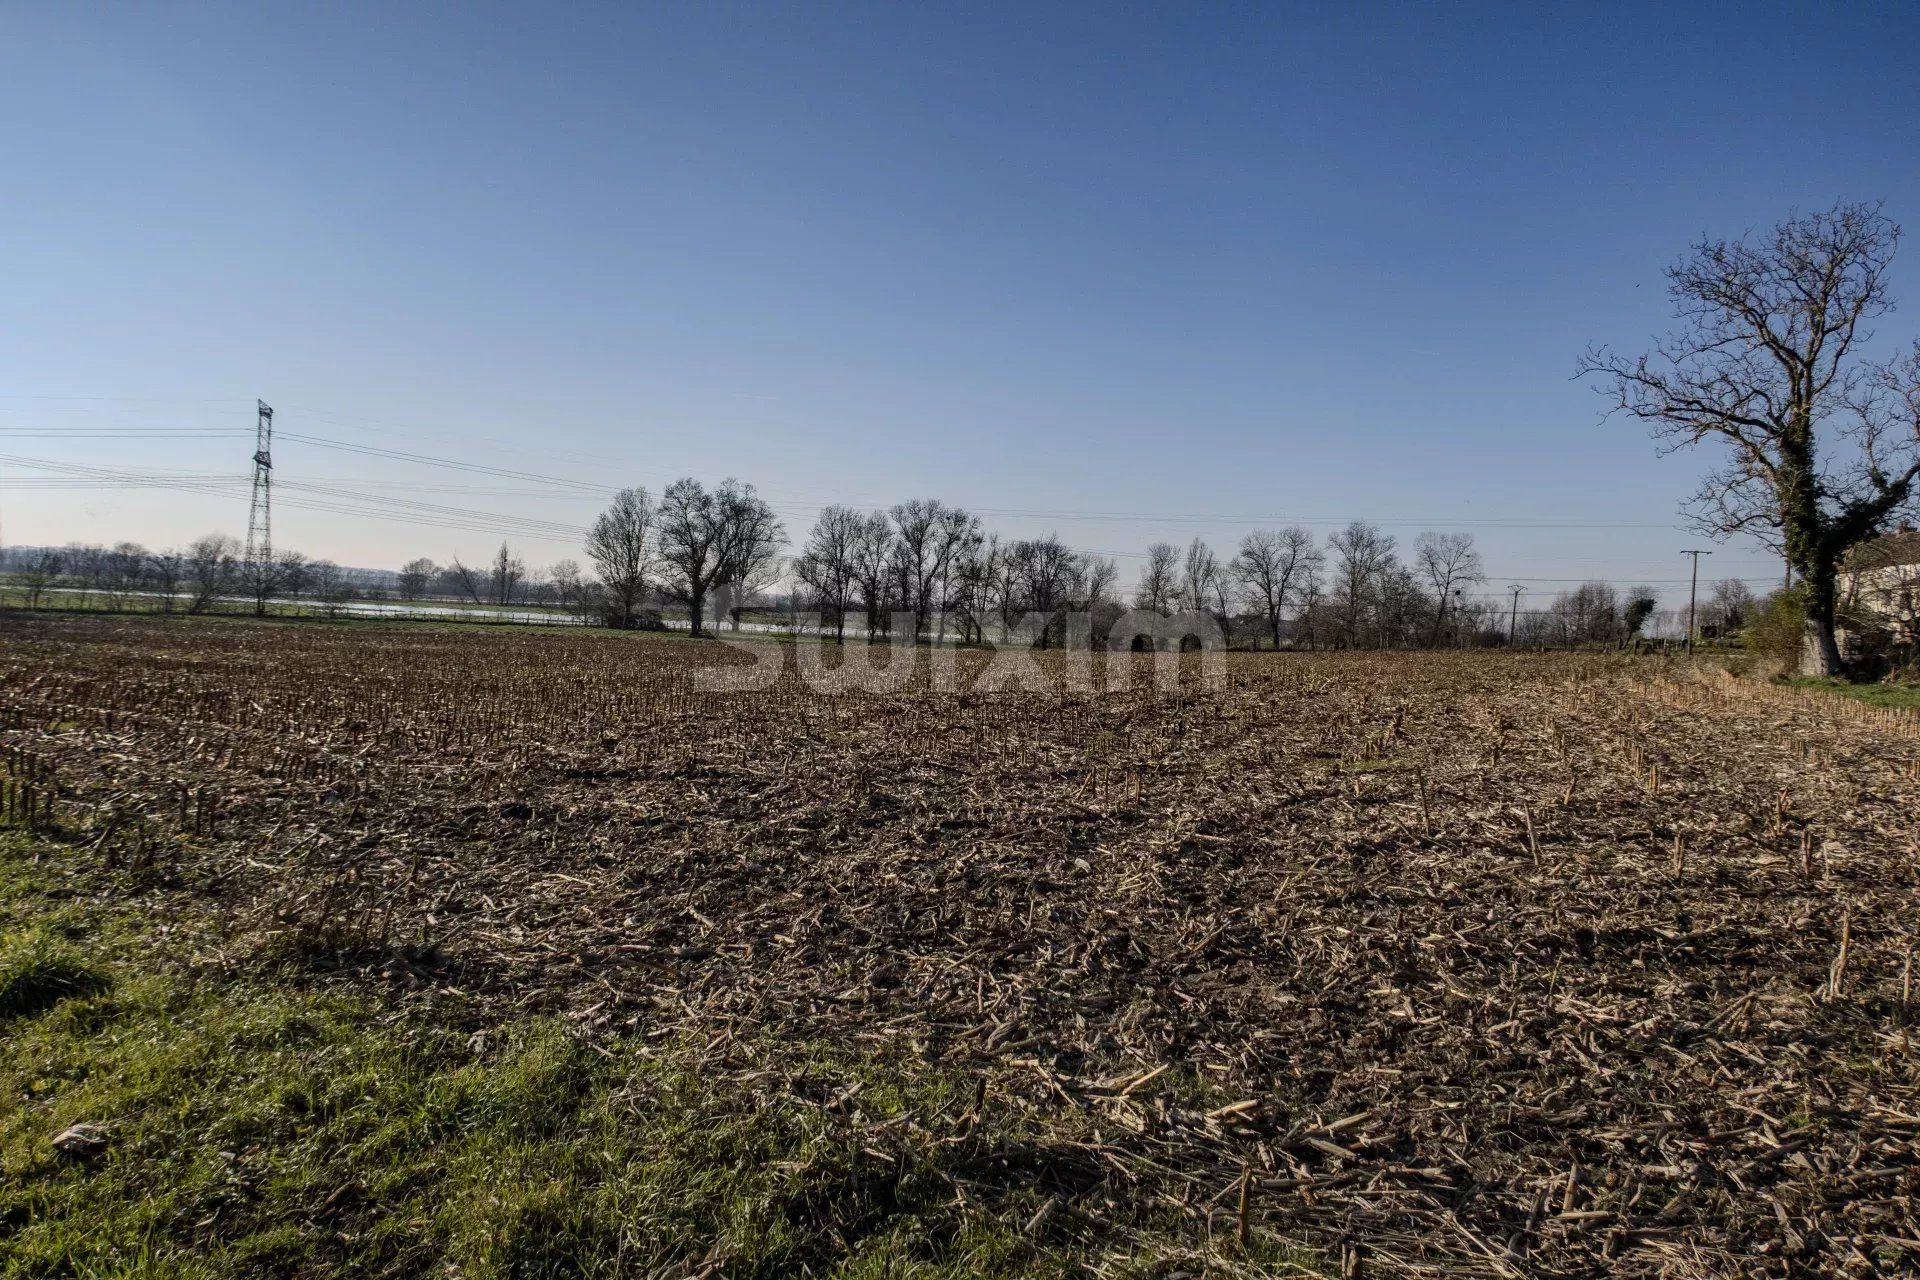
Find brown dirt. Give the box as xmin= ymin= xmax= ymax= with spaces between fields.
xmin=4 ymin=614 xmax=1920 ymax=1277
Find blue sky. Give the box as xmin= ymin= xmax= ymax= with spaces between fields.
xmin=4 ymin=1 xmax=1918 ymax=606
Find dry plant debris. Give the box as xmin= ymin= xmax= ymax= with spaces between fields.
xmin=4 ymin=615 xmax=1920 ymax=1277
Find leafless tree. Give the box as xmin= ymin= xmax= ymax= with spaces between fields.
xmin=1178 ymin=539 xmax=1221 ymax=617
xmin=1706 ymin=578 xmax=1759 ymax=634
xmin=1082 ymin=555 xmax=1119 ymax=610
xmin=241 ymin=549 xmax=306 ymax=617
xmin=1329 ymin=521 xmax=1396 ymax=648
xmin=1136 ymin=542 xmax=1179 ymax=615
xmin=585 ymin=487 xmax=655 ymax=628
xmin=945 ymin=534 xmax=1001 ymax=644
xmin=1414 ymin=531 xmax=1485 ymax=645
xmin=548 ymin=559 xmax=585 ymax=617
xmin=447 ymin=558 xmax=487 ymax=605
xmin=185 ymin=535 xmax=238 ymax=614
xmin=1234 ymin=526 xmax=1320 ymax=650
xmin=888 ymin=499 xmax=977 ymax=640
xmin=147 ymin=548 xmax=186 ymax=612
xmin=794 ymin=505 xmax=866 ymax=643
xmin=105 ymin=542 xmax=148 ymax=607
xmin=1578 ymin=202 xmax=1920 ymax=674
xmin=306 ymin=561 xmax=350 ymax=615
xmin=1548 ymin=582 xmax=1622 ymax=646
xmin=489 ymin=544 xmax=525 ymax=606
xmin=719 ymin=498 xmax=785 ymax=630
xmin=65 ymin=544 xmax=108 ymax=602
xmin=1009 ymin=535 xmax=1083 ymax=647
xmin=656 ymin=477 xmax=784 ymax=637
xmin=848 ymin=510 xmax=896 ymax=639
xmin=398 ymin=558 xmax=436 ymax=601
xmin=17 ymin=547 xmax=63 ymax=609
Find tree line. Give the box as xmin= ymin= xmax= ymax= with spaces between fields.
xmin=575 ymin=485 xmax=1728 ymax=650
xmin=4 ymin=491 xmax=1755 ymax=651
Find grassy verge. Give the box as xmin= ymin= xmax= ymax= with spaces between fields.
xmin=0 ymin=832 xmax=1283 ymax=1279
xmin=1780 ymin=675 xmax=1920 ymax=710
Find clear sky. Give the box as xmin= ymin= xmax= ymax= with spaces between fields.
xmin=4 ymin=1 xmax=1918 ymax=609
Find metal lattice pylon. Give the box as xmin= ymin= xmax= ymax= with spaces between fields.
xmin=244 ymin=400 xmax=274 ymax=570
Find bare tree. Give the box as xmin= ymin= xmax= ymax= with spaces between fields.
xmin=1579 ymin=202 xmax=1920 ymax=674
xmin=585 ymin=487 xmax=655 ymax=628
xmin=64 ymin=544 xmax=107 ymax=603
xmin=1548 ymin=582 xmax=1622 ymax=646
xmin=1706 ymin=578 xmax=1759 ymax=634
xmin=794 ymin=505 xmax=865 ymax=643
xmin=548 ymin=559 xmax=585 ymax=618
xmin=1136 ymin=542 xmax=1180 ymax=614
xmin=148 ymin=548 xmax=186 ymax=612
xmin=105 ymin=542 xmax=148 ymax=607
xmin=1082 ymin=555 xmax=1119 ymax=610
xmin=946 ymin=534 xmax=1001 ymax=644
xmin=398 ymin=558 xmax=436 ymax=601
xmin=1414 ymin=532 xmax=1485 ymax=646
xmin=1179 ymin=539 xmax=1222 ymax=613
xmin=1329 ymin=521 xmax=1396 ymax=648
xmin=656 ymin=477 xmax=784 ymax=637
xmin=489 ymin=544 xmax=525 ymax=606
xmin=1009 ymin=535 xmax=1083 ymax=647
xmin=447 ymin=558 xmax=487 ymax=605
xmin=719 ymin=495 xmax=785 ymax=630
xmin=306 ymin=560 xmax=350 ymax=615
xmin=889 ymin=499 xmax=977 ymax=640
xmin=240 ymin=549 xmax=306 ymax=617
xmin=1234 ymin=526 xmax=1320 ymax=650
xmin=848 ymin=510 xmax=896 ymax=639
xmin=17 ymin=547 xmax=63 ymax=609
xmin=185 ymin=535 xmax=238 ymax=614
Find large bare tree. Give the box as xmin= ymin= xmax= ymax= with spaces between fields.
xmin=1329 ymin=521 xmax=1396 ymax=648
xmin=794 ymin=504 xmax=864 ymax=643
xmin=585 ymin=487 xmax=655 ymax=628
xmin=1579 ymin=202 xmax=1920 ymax=674
xmin=240 ymin=548 xmax=306 ymax=617
xmin=888 ymin=499 xmax=977 ymax=641
xmin=849 ymin=511 xmax=895 ymax=639
xmin=656 ymin=477 xmax=784 ymax=637
xmin=1414 ymin=531 xmax=1484 ymax=646
xmin=185 ymin=535 xmax=238 ymax=615
xmin=1234 ymin=526 xmax=1320 ymax=650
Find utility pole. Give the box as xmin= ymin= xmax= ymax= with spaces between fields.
xmin=1682 ymin=549 xmax=1711 ymax=654
xmin=244 ymin=400 xmax=274 ymax=574
xmin=1507 ymin=585 xmax=1524 ymax=646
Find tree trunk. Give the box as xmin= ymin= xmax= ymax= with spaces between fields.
xmin=688 ymin=586 xmax=706 ymax=637
xmin=1800 ymin=565 xmax=1845 ymax=677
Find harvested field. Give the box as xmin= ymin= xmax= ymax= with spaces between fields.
xmin=5 ymin=614 xmax=1920 ymax=1276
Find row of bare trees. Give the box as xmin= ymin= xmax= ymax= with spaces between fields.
xmin=584 ymin=479 xmax=784 ymax=635
xmin=787 ymin=501 xmax=1122 ymax=647
xmin=576 ymin=480 xmax=1704 ymax=650
xmin=785 ymin=509 xmax=1500 ymax=650
xmin=1126 ymin=523 xmax=1490 ymax=650
xmin=2 ymin=538 xmax=353 ymax=617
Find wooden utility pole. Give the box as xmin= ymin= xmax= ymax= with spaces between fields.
xmin=1507 ymin=585 xmax=1524 ymax=646
xmin=1682 ymin=549 xmax=1712 ymax=653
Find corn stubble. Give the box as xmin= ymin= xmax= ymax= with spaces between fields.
xmin=4 ymin=615 xmax=1920 ymax=1276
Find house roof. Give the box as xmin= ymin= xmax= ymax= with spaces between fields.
xmin=1846 ymin=530 xmax=1920 ymax=571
